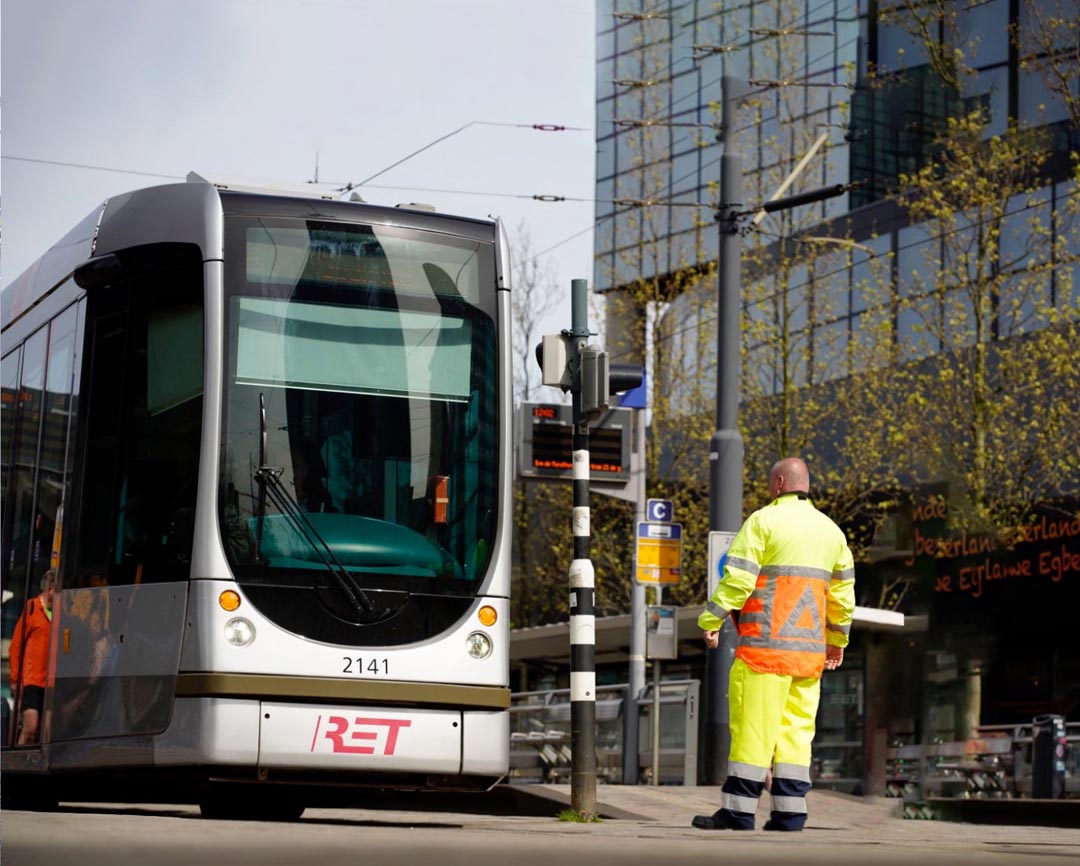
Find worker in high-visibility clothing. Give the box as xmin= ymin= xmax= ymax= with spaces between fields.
xmin=692 ymin=457 xmax=855 ymax=832
xmin=10 ymin=569 xmax=57 ymax=746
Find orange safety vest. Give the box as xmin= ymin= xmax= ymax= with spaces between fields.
xmin=737 ymin=562 xmax=837 ymax=677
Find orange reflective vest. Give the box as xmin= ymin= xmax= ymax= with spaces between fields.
xmin=698 ymin=493 xmax=855 ymax=679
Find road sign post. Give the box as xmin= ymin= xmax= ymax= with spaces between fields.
xmin=707 ymin=531 xmax=737 ymax=598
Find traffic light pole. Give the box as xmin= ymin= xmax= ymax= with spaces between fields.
xmin=622 ymin=406 xmax=647 ymax=786
xmin=538 ymin=279 xmax=642 ymax=812
xmin=704 ymin=74 xmax=745 ymax=787
xmin=568 ymin=278 xmax=597 ymax=818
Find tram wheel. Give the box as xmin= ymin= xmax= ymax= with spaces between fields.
xmin=199 ymin=788 xmax=305 ymax=821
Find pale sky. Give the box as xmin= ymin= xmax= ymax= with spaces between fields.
xmin=1 ymin=0 xmax=597 ymax=343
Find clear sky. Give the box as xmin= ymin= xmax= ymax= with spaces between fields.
xmin=1 ymin=0 xmax=597 ymax=338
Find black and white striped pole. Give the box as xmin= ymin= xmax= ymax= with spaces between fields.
xmin=567 ymin=277 xmax=597 ymax=818
xmin=537 ymin=278 xmax=643 ymax=818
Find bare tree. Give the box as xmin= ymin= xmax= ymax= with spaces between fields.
xmin=510 ymin=222 xmax=562 ymax=405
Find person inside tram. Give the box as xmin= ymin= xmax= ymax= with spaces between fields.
xmin=293 ymin=441 xmax=334 ymax=513
xmin=9 ymin=569 xmax=57 ymax=745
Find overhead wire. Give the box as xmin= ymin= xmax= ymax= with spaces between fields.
xmin=334 ymin=120 xmax=589 ymax=192
xmin=9 ymin=135 xmax=1071 ymax=364
xmin=603 ymin=186 xmax=1080 ymax=363
xmin=18 ymin=147 xmax=1063 ymax=295
xmin=5 ymin=5 xmax=859 ymax=256
xmin=607 ymin=0 xmax=849 ymax=121
xmin=2 ymin=155 xmax=184 ymax=180
xmin=575 ymin=3 xmax=865 ymax=263
xmin=6 ymin=20 xmax=859 ymax=268
xmin=539 ymin=28 xmax=863 ymax=266
xmin=512 ymin=26 xmax=867 ymax=266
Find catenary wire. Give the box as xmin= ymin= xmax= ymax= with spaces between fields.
xmin=603 ymin=187 xmax=1080 ymax=362
xmin=2 ymin=155 xmax=184 ymax=180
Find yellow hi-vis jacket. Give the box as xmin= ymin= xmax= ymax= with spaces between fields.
xmin=698 ymin=493 xmax=855 ymax=679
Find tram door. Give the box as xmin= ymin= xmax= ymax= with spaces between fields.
xmin=50 ymin=249 xmax=204 ymax=744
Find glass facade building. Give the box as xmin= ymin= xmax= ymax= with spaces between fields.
xmin=594 ymin=0 xmax=1080 ymax=794
xmin=596 ymin=0 xmax=1077 ymax=404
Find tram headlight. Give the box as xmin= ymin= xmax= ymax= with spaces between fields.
xmin=465 ymin=631 xmax=493 ymax=659
xmin=224 ymin=617 xmax=256 ymax=647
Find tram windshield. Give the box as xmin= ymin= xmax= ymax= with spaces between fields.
xmin=218 ymin=217 xmax=499 ymax=615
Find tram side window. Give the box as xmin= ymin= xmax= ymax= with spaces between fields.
xmin=2 ymin=305 xmax=81 ymax=746
xmin=31 ymin=305 xmax=79 ymax=589
xmin=1 ymin=347 xmax=23 ymax=623
xmin=75 ymin=252 xmax=204 ymax=586
xmin=2 ymin=331 xmax=48 ymax=643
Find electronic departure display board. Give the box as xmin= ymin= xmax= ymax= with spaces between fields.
xmin=518 ymin=403 xmax=632 ymax=483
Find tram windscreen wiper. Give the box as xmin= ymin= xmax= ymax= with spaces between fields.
xmin=253 ymin=394 xmax=378 ymax=622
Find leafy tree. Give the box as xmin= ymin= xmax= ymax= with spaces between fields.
xmin=884 ymin=112 xmax=1080 ymax=536
xmin=872 ymin=0 xmax=1080 ymax=540
xmin=599 ymin=14 xmax=719 ymax=608
xmin=1012 ymin=0 xmax=1080 ymax=134
xmin=596 ymin=1 xmax=903 ymax=610
xmin=514 ymin=0 xmax=1079 ymax=628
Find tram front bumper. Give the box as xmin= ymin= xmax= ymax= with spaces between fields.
xmin=153 ymin=696 xmax=509 ymax=778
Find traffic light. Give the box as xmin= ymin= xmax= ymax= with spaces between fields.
xmin=582 ymin=353 xmax=643 ymax=420
xmin=580 ymin=345 xmax=609 ymax=418
xmin=537 ymin=333 xmax=645 ymax=422
xmin=536 ymin=334 xmax=573 ymax=391
xmin=609 ymin=363 xmax=644 ymax=397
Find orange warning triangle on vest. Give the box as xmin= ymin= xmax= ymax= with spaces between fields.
xmin=794 ymin=605 xmax=816 ymax=630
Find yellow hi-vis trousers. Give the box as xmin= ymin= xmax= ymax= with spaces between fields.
xmin=719 ymin=657 xmax=821 ymax=830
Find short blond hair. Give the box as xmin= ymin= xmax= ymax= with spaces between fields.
xmin=40 ymin=570 xmax=57 ymax=592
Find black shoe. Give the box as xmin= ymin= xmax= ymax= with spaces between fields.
xmin=691 ymin=810 xmax=754 ymax=831
xmin=763 ymin=819 xmax=803 ymax=832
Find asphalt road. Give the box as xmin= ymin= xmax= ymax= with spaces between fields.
xmin=5 ymin=795 xmax=1080 ymax=866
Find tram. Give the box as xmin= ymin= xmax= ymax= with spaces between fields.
xmin=1 ymin=175 xmax=513 ymax=817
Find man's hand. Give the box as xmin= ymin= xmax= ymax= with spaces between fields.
xmin=703 ymin=630 xmax=720 ymax=649
xmin=825 ymin=644 xmax=844 ymax=670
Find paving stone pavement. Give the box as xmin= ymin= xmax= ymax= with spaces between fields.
xmin=491 ymin=783 xmax=1080 ymax=856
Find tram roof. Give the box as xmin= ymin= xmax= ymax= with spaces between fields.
xmin=2 ymin=174 xmax=496 ymax=332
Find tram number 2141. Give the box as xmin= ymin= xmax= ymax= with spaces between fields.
xmin=343 ymin=657 xmax=390 ymax=676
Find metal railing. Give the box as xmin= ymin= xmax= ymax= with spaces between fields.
xmin=509 ymin=679 xmax=700 ymax=785
xmin=885 ymin=721 xmax=1079 ymax=805
xmin=509 ymin=684 xmax=627 ymax=784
